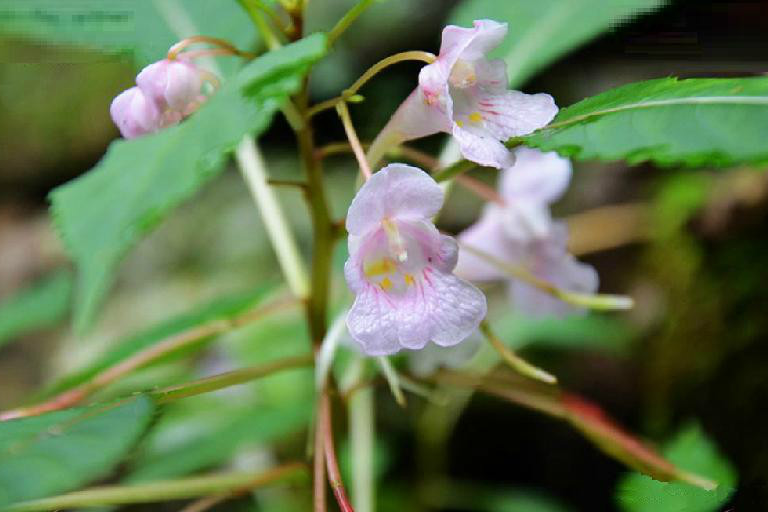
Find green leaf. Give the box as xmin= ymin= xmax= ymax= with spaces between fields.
xmin=0 ymin=0 xmax=256 ymax=72
xmin=524 ymin=77 xmax=768 ymax=168
xmin=616 ymin=423 xmax=737 ymax=512
xmin=50 ymin=34 xmax=327 ymax=331
xmin=0 ymin=396 xmax=154 ymax=508
xmin=449 ymin=0 xmax=667 ymax=87
xmin=40 ymin=286 xmax=276 ymax=397
xmin=0 ymin=270 xmax=71 ymax=349
xmin=126 ymin=397 xmax=311 ymax=482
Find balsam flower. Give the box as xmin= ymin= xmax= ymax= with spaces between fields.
xmin=456 ymin=148 xmax=597 ymax=316
xmin=344 ymin=164 xmax=487 ymax=356
xmin=368 ymin=19 xmax=558 ymax=169
xmin=110 ymin=57 xmax=207 ymax=139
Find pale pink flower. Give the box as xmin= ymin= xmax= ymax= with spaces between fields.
xmin=109 ymin=86 xmax=163 ymax=139
xmin=136 ymin=58 xmax=205 ymax=115
xmin=456 ymin=148 xmax=597 ymax=316
xmin=344 ymin=164 xmax=487 ymax=355
xmin=110 ymin=58 xmax=207 ymax=139
xmin=368 ymin=19 xmax=558 ymax=169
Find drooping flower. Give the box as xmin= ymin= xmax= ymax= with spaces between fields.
xmin=110 ymin=86 xmax=163 ymax=139
xmin=367 ymin=19 xmax=558 ymax=169
xmin=110 ymin=57 xmax=207 ymax=139
xmin=456 ymin=147 xmax=597 ymax=316
xmin=344 ymin=164 xmax=487 ymax=355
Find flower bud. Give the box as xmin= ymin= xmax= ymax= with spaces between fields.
xmin=136 ymin=58 xmax=203 ymax=113
xmin=109 ymin=86 xmax=162 ymax=139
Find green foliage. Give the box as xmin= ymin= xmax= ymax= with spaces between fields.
xmin=0 ymin=270 xmax=71 ymax=349
xmin=0 ymin=396 xmax=154 ymax=508
xmin=126 ymin=397 xmax=311 ymax=482
xmin=50 ymin=34 xmax=327 ymax=332
xmin=0 ymin=0 xmax=257 ymax=72
xmin=524 ymin=77 xmax=768 ymax=167
xmin=616 ymin=424 xmax=737 ymax=512
xmin=41 ymin=286 xmax=276 ymax=397
xmin=449 ymin=0 xmax=667 ymax=87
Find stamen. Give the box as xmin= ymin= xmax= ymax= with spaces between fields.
xmin=469 ymin=112 xmax=483 ymax=123
xmin=382 ymin=219 xmax=408 ymax=263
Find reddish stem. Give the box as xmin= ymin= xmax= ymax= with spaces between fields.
xmin=321 ymin=391 xmax=355 ymax=512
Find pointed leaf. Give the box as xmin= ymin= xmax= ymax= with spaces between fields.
xmin=616 ymin=423 xmax=737 ymax=512
xmin=524 ymin=77 xmax=768 ymax=167
xmin=49 ymin=34 xmax=327 ymax=331
xmin=0 ymin=396 xmax=154 ymax=507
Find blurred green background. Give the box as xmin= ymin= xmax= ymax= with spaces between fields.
xmin=1 ymin=0 xmax=767 ymax=510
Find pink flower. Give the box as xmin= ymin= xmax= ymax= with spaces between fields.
xmin=344 ymin=164 xmax=487 ymax=355
xmin=109 ymin=87 xmax=163 ymax=139
xmin=456 ymin=148 xmax=597 ymax=316
xmin=110 ymin=58 xmax=207 ymax=139
xmin=136 ymin=58 xmax=205 ymax=115
xmin=368 ymin=20 xmax=558 ymax=169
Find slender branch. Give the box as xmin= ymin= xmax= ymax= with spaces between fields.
xmin=454 ymin=175 xmax=505 ymax=205
xmin=237 ymin=139 xmax=311 ymax=300
xmin=336 ymin=102 xmax=372 ymax=180
xmin=167 ymin=35 xmax=256 ymax=60
xmin=149 ymin=354 xmax=314 ymax=403
xmin=307 ymin=51 xmax=436 ymax=118
xmin=238 ymin=0 xmax=284 ymax=50
xmin=4 ymin=464 xmax=308 ymax=512
xmin=179 ymin=495 xmax=227 ymax=512
xmin=479 ymin=321 xmax=557 ymax=384
xmin=327 ymin=0 xmax=377 ymax=46
xmin=432 ymin=159 xmax=477 ymax=183
xmin=0 ymin=297 xmax=296 ymax=421
xmin=376 ymin=357 xmax=407 ymax=407
xmin=349 ymin=387 xmax=375 ymax=512
xmin=459 ymin=242 xmax=634 ymax=311
xmin=314 ymin=394 xmax=328 ymax=512
xmin=566 ymin=203 xmax=651 ymax=256
xmin=321 ymin=391 xmax=356 ymax=512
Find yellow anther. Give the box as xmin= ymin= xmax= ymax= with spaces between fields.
xmin=364 ymin=258 xmax=395 ymax=277
xmin=404 ymin=274 xmax=415 ymax=286
xmin=456 ymin=120 xmax=464 ymax=127
xmin=380 ymin=277 xmax=393 ymax=291
xmin=469 ymin=112 xmax=483 ymax=123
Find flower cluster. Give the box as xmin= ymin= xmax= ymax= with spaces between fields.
xmin=110 ymin=58 xmax=208 ymax=139
xmin=344 ymin=19 xmax=599 ymax=356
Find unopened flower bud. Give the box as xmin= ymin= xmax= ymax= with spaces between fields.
xmin=109 ymin=86 xmax=162 ymax=139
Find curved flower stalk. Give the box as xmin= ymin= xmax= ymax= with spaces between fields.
xmin=110 ymin=57 xmax=210 ymax=139
xmin=456 ymin=147 xmax=598 ymax=316
xmin=344 ymin=164 xmax=487 ymax=355
xmin=367 ymin=19 xmax=558 ymax=169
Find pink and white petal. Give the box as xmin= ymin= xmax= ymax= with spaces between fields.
xmin=346 ymin=164 xmax=444 ymax=236
xmin=473 ymin=58 xmax=509 ymax=92
xmin=423 ymin=270 xmax=487 ymax=346
xmin=110 ymin=87 xmax=161 ymax=139
xmin=461 ymin=20 xmax=508 ymax=61
xmin=346 ymin=286 xmax=405 ymax=356
xmin=408 ymin=334 xmax=482 ymax=377
xmin=367 ymin=88 xmax=451 ymax=166
xmin=478 ymin=90 xmax=558 ymax=141
xmin=136 ymin=60 xmax=169 ymax=109
xmin=343 ymin=239 xmax=366 ymax=295
xmin=452 ymin=124 xmax=515 ymax=169
xmin=500 ymin=147 xmax=572 ymax=204
xmin=502 ymin=200 xmax=554 ymax=241
xmin=455 ymin=205 xmax=515 ymax=281
xmin=509 ymin=255 xmax=598 ymax=317
xmin=164 ymin=60 xmax=203 ymax=111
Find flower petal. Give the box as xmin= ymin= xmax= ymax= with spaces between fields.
xmin=475 ymin=88 xmax=558 ymax=141
xmin=346 ymin=164 xmax=444 ymax=236
xmin=109 ymin=86 xmax=161 ymax=139
xmin=408 ymin=334 xmax=481 ymax=377
xmin=345 ymin=268 xmax=486 ymax=355
xmin=501 ymin=147 xmax=572 ymax=204
xmin=456 ymin=205 xmax=523 ymax=281
xmin=452 ymin=124 xmax=516 ymax=169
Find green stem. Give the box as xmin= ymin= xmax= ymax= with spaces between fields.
xmin=349 ymin=387 xmax=375 ymax=512
xmin=238 ymin=0 xmax=283 ymax=50
xmin=150 ymin=354 xmax=314 ymax=403
xmin=3 ymin=464 xmax=307 ymax=512
xmin=327 ymin=0 xmax=377 ymax=46
xmin=479 ymin=321 xmax=557 ymax=384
